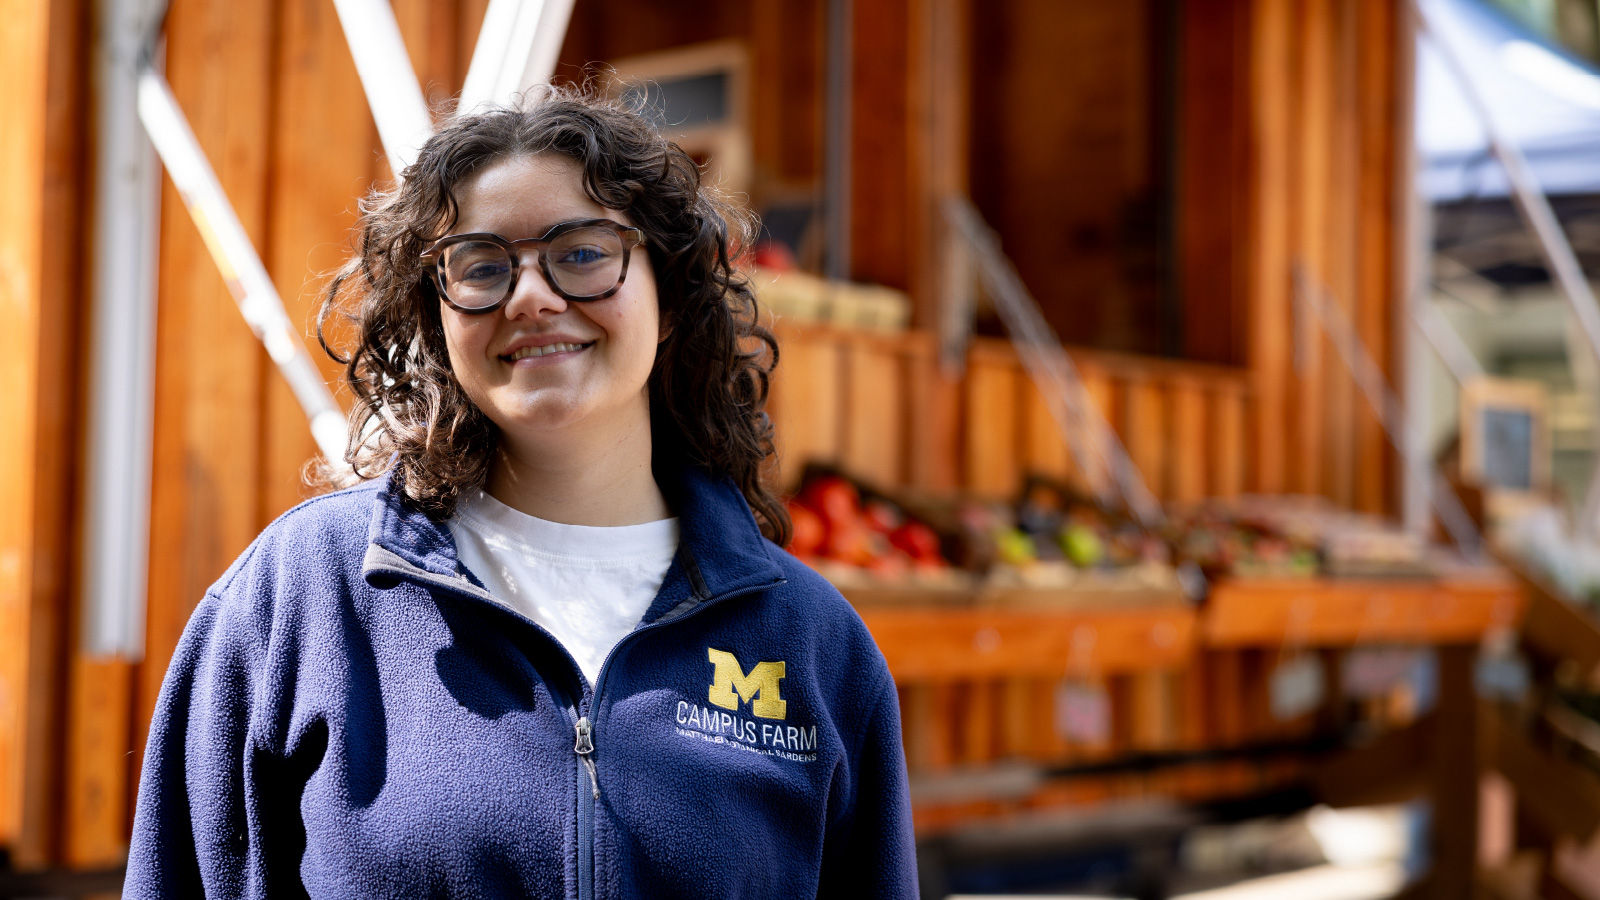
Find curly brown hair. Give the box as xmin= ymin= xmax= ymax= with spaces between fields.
xmin=317 ymin=86 xmax=790 ymax=545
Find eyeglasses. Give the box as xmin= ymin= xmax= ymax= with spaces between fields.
xmin=419 ymin=218 xmax=647 ymax=313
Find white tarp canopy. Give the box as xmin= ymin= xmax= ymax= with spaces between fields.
xmin=1418 ymin=0 xmax=1600 ymax=200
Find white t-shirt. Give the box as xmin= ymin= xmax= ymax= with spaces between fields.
xmin=447 ymin=489 xmax=679 ymax=685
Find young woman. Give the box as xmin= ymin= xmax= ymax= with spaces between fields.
xmin=124 ymin=90 xmax=916 ymax=898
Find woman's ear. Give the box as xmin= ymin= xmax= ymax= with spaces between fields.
xmin=657 ymin=310 xmax=675 ymax=344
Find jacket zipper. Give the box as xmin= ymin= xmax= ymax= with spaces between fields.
xmin=371 ymin=555 xmax=783 ymax=900
xmin=571 ymin=577 xmax=782 ymax=900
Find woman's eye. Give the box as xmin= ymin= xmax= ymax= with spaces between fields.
xmin=556 ymin=246 xmax=610 ymax=266
xmin=461 ymin=261 xmax=509 ymax=282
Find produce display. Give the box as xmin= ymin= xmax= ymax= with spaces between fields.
xmin=785 ymin=468 xmax=1448 ymax=603
xmin=784 ymin=469 xmax=966 ymax=590
xmin=1164 ymin=495 xmax=1431 ymax=580
xmin=984 ymin=476 xmax=1178 ymax=592
xmin=783 ymin=468 xmax=1181 ymax=597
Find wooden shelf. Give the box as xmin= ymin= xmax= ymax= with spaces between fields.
xmin=1202 ymin=575 xmax=1524 ymax=648
xmin=857 ymin=605 xmax=1197 ymax=681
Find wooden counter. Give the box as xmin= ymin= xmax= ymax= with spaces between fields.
xmin=1202 ymin=574 xmax=1525 ymax=648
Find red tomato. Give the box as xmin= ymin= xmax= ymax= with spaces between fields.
xmin=806 ymin=477 xmax=860 ymax=528
xmin=889 ymin=522 xmax=943 ymax=563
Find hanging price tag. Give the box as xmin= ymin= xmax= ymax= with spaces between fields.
xmin=1055 ymin=680 xmax=1111 ymax=745
xmin=1270 ymin=653 xmax=1325 ymax=720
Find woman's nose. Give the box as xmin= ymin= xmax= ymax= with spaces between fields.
xmin=504 ymin=250 xmax=568 ymax=319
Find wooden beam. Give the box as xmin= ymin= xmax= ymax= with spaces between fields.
xmin=1204 ymin=576 xmax=1525 ymax=648
xmin=1430 ymin=645 xmax=1480 ymax=900
xmin=1487 ymin=705 xmax=1600 ymax=845
xmin=1245 ymin=0 xmax=1294 ymax=494
xmin=138 ymin=0 xmax=276 ymax=782
xmin=857 ymin=606 xmax=1196 ymax=681
xmin=261 ymin=0 xmax=377 ymax=522
xmin=0 ymin=0 xmax=88 ymax=868
xmin=1354 ymin=0 xmax=1400 ymax=516
xmin=1312 ymin=717 xmax=1430 ymax=808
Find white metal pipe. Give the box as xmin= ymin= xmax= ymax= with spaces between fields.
xmin=329 ymin=0 xmax=432 ymax=174
xmin=1293 ymin=264 xmax=1483 ymax=557
xmin=81 ymin=0 xmax=166 ymax=659
xmin=1410 ymin=299 xmax=1485 ymax=385
xmin=945 ymin=196 xmax=1164 ymax=527
xmin=136 ymin=67 xmax=347 ymax=465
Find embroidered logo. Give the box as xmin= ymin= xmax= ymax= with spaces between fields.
xmin=706 ymin=647 xmax=787 ymax=719
xmin=676 ymin=648 xmax=815 ymax=761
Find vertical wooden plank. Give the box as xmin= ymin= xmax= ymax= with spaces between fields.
xmin=850 ymin=0 xmax=911 ymax=293
xmin=1170 ymin=377 xmax=1208 ymax=503
xmin=1033 ymin=677 xmax=1069 ymax=763
xmin=1322 ymin=0 xmax=1360 ymax=509
xmin=1079 ymin=360 xmax=1116 ymax=498
xmin=139 ymin=0 xmax=276 ymax=782
xmin=456 ymin=0 xmax=492 ymax=92
xmin=260 ymin=0 xmax=378 ymax=523
xmin=964 ymin=341 xmax=1021 ymax=500
xmin=1431 ymin=646 xmax=1480 ymax=899
xmin=392 ymin=0 xmax=464 ymax=111
xmin=902 ymin=683 xmax=934 ymax=772
xmin=1355 ymin=0 xmax=1398 ymax=515
xmin=1292 ymin=0 xmax=1330 ymax=498
xmin=767 ymin=328 xmax=843 ymax=491
xmin=63 ymin=659 xmax=132 ymax=868
xmin=1000 ymin=677 xmax=1033 ymax=759
xmin=1121 ymin=376 xmax=1169 ymax=501
xmin=839 ymin=337 xmax=905 ymax=487
xmin=903 ymin=333 xmax=961 ymax=492
xmin=1178 ymin=0 xmax=1248 ymax=365
xmin=1211 ymin=385 xmax=1247 ymax=499
xmin=0 ymin=0 xmax=86 ymax=866
xmin=1019 ymin=374 xmax=1074 ymax=486
xmin=906 ymin=0 xmax=970 ymax=329
xmin=1245 ymin=0 xmax=1293 ymax=494
xmin=1128 ymin=670 xmax=1177 ymax=752
xmin=958 ymin=680 xmax=999 ymax=765
xmin=926 ymin=682 xmax=959 ymax=772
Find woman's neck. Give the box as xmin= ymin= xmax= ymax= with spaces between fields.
xmin=483 ymin=407 xmax=670 ymax=527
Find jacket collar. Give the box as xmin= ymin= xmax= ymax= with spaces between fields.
xmin=362 ymin=463 xmax=784 ymax=620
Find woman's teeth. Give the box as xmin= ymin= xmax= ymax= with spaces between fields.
xmin=506 ymin=342 xmax=588 ymax=361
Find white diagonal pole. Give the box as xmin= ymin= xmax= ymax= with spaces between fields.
xmin=137 ymin=67 xmax=348 ymax=464
xmin=459 ymin=0 xmax=576 ymax=114
xmin=945 ymin=196 xmax=1164 ymax=528
xmin=329 ymin=0 xmax=432 ymax=173
xmin=1293 ymin=264 xmax=1483 ymax=557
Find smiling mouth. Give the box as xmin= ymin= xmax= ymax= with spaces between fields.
xmin=502 ymin=341 xmax=594 ymax=362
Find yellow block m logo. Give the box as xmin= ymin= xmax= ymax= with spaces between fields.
xmin=707 ymin=648 xmax=787 ymax=720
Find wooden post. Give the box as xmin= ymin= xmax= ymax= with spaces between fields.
xmin=138 ymin=0 xmax=277 ymax=782
xmin=0 ymin=0 xmax=88 ymax=868
xmin=1430 ymin=645 xmax=1480 ymax=899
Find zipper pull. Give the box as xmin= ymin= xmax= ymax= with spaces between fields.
xmin=574 ymin=716 xmax=600 ymax=800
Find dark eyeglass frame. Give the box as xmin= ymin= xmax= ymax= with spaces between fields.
xmin=419 ymin=218 xmax=647 ymax=314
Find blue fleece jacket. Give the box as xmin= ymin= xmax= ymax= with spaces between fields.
xmin=124 ymin=465 xmax=917 ymax=898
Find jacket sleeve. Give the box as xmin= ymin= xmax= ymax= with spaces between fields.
xmin=124 ymin=590 xmax=281 ymax=899
xmin=818 ymin=667 xmax=920 ymax=899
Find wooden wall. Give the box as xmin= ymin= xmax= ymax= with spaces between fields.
xmin=1231 ymin=0 xmax=1403 ymax=511
xmin=0 ymin=0 xmax=89 ymax=869
xmin=970 ymin=0 xmax=1174 ymax=357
